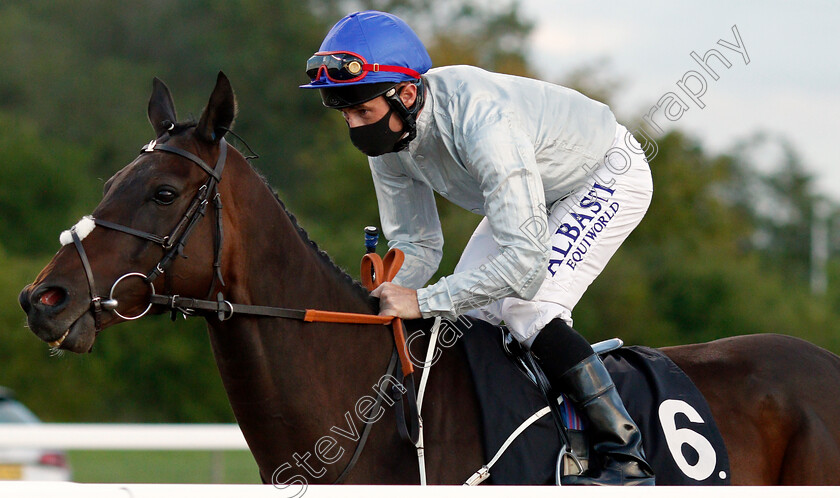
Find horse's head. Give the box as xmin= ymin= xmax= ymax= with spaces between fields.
xmin=19 ymin=72 xmax=238 ymax=353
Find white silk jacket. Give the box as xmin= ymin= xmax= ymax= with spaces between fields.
xmin=369 ymin=65 xmax=617 ymax=319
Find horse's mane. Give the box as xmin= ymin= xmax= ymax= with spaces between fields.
xmin=235 ymin=145 xmax=375 ymax=307
xmin=266 ymin=179 xmax=375 ymax=306
xmin=168 ymin=122 xmax=375 ymax=308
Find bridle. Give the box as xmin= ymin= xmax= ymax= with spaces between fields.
xmin=68 ymin=129 xmax=399 ymax=329
xmin=65 ymin=130 xmax=422 ymax=483
xmin=68 ymin=130 xmax=228 ymax=332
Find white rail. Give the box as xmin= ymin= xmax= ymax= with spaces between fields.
xmin=0 ymin=425 xmax=837 ymax=496
xmin=0 ymin=424 xmax=248 ymax=450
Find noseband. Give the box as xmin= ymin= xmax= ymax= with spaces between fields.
xmin=69 ymin=133 xmax=228 ymax=332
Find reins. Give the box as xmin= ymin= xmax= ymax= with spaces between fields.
xmin=147 ymin=293 xmax=394 ymax=324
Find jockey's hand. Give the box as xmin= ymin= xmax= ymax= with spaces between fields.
xmin=370 ymin=282 xmax=421 ymax=319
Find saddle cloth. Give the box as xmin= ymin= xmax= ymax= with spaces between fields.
xmin=458 ymin=317 xmax=731 ymax=485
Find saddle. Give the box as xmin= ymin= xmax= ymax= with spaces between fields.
xmin=454 ymin=316 xmax=731 ymax=485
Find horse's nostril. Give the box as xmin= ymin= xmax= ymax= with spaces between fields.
xmin=19 ymin=287 xmax=32 ymax=313
xmin=38 ymin=287 xmax=67 ymax=308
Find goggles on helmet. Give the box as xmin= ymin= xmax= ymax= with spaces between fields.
xmin=306 ymin=51 xmax=421 ymax=84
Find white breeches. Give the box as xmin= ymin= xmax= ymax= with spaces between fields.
xmin=455 ymin=124 xmax=653 ymax=346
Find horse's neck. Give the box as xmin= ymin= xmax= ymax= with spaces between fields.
xmin=206 ymin=163 xmax=394 ymax=477
xmin=217 ymin=159 xmax=372 ymax=313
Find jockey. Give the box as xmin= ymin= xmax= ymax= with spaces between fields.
xmin=302 ymin=10 xmax=655 ymax=486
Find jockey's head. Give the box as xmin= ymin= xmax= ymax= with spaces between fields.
xmin=300 ymin=11 xmax=431 ymax=156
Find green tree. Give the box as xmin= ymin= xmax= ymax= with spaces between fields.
xmin=0 ymin=113 xmax=99 ymax=256
xmin=730 ymin=133 xmax=823 ymax=284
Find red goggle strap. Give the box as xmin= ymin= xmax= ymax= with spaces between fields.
xmin=361 ymin=63 xmax=421 ymax=79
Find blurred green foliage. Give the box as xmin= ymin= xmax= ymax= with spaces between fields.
xmin=2 ymin=0 xmax=839 ymax=426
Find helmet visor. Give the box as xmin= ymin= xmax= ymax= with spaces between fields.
xmin=318 ymin=82 xmax=397 ymax=109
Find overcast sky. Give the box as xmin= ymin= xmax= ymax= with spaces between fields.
xmin=521 ymin=1 xmax=840 ymax=197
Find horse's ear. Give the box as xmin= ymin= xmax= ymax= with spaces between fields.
xmin=196 ymin=72 xmax=237 ymax=143
xmin=148 ymin=77 xmax=177 ymax=138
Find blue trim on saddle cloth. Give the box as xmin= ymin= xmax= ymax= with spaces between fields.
xmin=559 ymin=394 xmax=584 ymax=431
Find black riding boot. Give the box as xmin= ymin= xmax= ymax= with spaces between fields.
xmin=530 ymin=319 xmax=655 ymax=486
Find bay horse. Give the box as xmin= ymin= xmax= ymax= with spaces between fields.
xmin=18 ymin=73 xmax=840 ymax=485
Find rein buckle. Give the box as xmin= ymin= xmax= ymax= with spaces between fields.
xmin=216 ymin=292 xmax=234 ymax=321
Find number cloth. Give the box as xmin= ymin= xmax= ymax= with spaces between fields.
xmin=458 ymin=317 xmax=731 ymax=485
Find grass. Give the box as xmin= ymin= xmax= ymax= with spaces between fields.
xmin=67 ymin=450 xmax=262 ymax=483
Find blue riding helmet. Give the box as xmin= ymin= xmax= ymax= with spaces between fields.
xmin=301 ymin=10 xmax=432 ymax=109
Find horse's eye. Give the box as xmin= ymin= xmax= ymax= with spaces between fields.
xmin=153 ymin=187 xmax=178 ymax=205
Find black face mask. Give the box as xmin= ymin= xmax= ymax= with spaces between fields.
xmin=348 ymin=108 xmax=405 ymax=157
